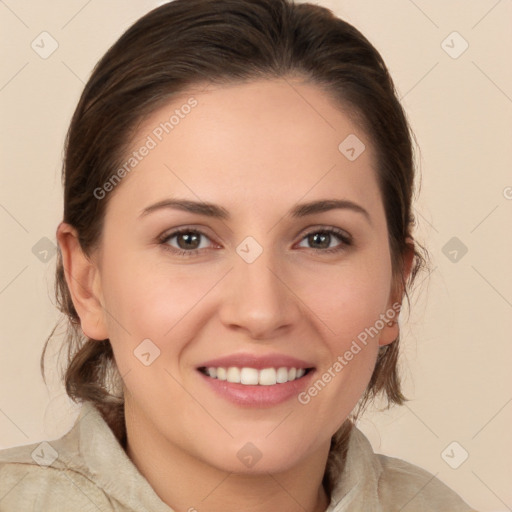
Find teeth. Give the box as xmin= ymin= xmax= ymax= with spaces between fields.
xmin=276 ymin=367 xmax=289 ymax=383
xmin=202 ymin=366 xmax=309 ymax=385
xmin=259 ymin=368 xmax=276 ymax=386
xmin=241 ymin=367 xmax=259 ymax=385
xmin=226 ymin=367 xmax=241 ymax=383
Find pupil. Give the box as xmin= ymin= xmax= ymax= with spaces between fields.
xmin=179 ymin=232 xmax=199 ymax=249
xmin=310 ymin=232 xmax=329 ymax=249
xmin=176 ymin=232 xmax=332 ymax=251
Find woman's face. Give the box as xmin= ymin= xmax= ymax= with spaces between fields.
xmin=81 ymin=78 xmax=404 ymax=473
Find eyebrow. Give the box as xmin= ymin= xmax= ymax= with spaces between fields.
xmin=139 ymin=198 xmax=371 ymax=224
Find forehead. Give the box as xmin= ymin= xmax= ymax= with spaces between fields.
xmin=106 ymin=78 xmax=383 ymax=221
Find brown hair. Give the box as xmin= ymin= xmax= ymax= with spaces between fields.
xmin=42 ymin=0 xmax=430 ymax=498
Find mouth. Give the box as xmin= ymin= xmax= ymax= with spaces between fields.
xmin=195 ymin=353 xmax=317 ymax=406
xmin=197 ymin=366 xmax=314 ymax=386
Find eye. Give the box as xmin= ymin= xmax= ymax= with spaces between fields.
xmin=159 ymin=228 xmax=215 ymax=257
xmin=158 ymin=226 xmax=352 ymax=258
xmin=296 ymin=227 xmax=352 ymax=254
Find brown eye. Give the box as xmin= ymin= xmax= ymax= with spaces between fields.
xmin=160 ymin=228 xmax=214 ymax=257
xmin=297 ymin=228 xmax=352 ymax=253
xmin=174 ymin=231 xmax=202 ymax=250
xmin=306 ymin=232 xmax=332 ymax=249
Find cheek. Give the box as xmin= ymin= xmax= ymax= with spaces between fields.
xmin=100 ymin=254 xmax=214 ymax=360
xmin=298 ymin=253 xmax=392 ymax=350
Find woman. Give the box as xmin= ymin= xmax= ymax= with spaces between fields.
xmin=0 ymin=0 xmax=478 ymax=510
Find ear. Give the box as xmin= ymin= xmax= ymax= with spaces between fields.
xmin=56 ymin=221 xmax=109 ymax=341
xmin=379 ymin=237 xmax=416 ymax=347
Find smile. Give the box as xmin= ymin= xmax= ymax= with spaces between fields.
xmin=198 ymin=366 xmax=312 ymax=385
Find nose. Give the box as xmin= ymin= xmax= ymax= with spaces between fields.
xmin=217 ymin=248 xmax=301 ymax=340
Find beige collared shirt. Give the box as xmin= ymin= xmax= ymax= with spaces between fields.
xmin=0 ymin=401 xmax=477 ymax=511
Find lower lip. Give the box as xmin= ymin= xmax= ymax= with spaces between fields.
xmin=197 ymin=369 xmax=316 ymax=407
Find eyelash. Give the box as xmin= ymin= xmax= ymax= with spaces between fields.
xmin=157 ymin=226 xmax=353 ymax=258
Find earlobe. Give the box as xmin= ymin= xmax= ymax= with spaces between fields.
xmin=379 ymin=318 xmax=400 ymax=347
xmin=379 ymin=237 xmax=416 ymax=347
xmin=56 ymin=222 xmax=109 ymax=341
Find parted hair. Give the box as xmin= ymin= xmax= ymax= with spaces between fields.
xmin=42 ymin=0 xmax=429 ymax=498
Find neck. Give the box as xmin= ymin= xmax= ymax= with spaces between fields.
xmin=123 ymin=404 xmax=333 ymax=512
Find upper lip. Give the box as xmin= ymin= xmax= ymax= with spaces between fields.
xmin=197 ymin=352 xmax=315 ymax=370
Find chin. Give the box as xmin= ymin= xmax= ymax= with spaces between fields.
xmin=196 ymin=436 xmax=315 ymax=475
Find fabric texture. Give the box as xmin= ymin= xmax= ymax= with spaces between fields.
xmin=0 ymin=401 xmax=477 ymax=511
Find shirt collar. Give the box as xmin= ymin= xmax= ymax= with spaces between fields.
xmin=65 ymin=401 xmax=381 ymax=512
xmin=327 ymin=426 xmax=383 ymax=511
xmin=73 ymin=401 xmax=174 ymax=511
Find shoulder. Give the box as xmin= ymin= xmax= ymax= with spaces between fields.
xmin=333 ymin=427 xmax=479 ymax=511
xmin=0 ymin=442 xmax=114 ymax=512
xmin=375 ymin=452 xmax=478 ymax=511
xmin=0 ymin=409 xmax=115 ymax=512
xmin=325 ymin=427 xmax=480 ymax=511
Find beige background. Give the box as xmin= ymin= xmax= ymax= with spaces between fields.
xmin=1 ymin=1 xmax=511 ymax=510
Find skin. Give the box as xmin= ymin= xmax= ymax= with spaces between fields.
xmin=58 ymin=78 xmax=414 ymax=512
